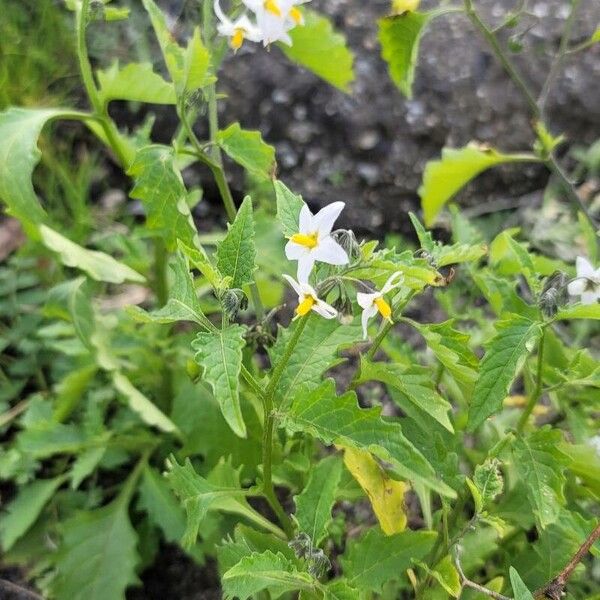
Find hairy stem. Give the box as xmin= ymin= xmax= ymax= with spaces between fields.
xmin=455 ymin=556 xmax=511 ymax=600
xmin=517 ymin=327 xmax=546 ymax=432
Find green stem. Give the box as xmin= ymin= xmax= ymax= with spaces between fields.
xmin=260 ymin=314 xmax=310 ymax=538
xmin=118 ymin=449 xmax=152 ymax=505
xmin=517 ymin=327 xmax=546 ymax=432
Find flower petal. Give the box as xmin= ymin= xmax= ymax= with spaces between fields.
xmin=297 ymin=254 xmax=316 ymax=283
xmin=360 ymin=305 xmax=378 ymax=339
xmin=356 ymin=291 xmax=376 ymax=309
xmin=576 ymin=256 xmax=595 ymax=278
xmin=581 ymin=290 xmax=600 ymax=305
xmin=298 ymin=204 xmax=313 ymax=233
xmin=313 ymin=299 xmax=338 ymax=319
xmin=285 ymin=240 xmax=309 ymax=260
xmin=282 ymin=274 xmax=302 ymax=297
xmin=313 ymin=201 xmax=345 ymax=236
xmin=313 ymin=237 xmax=349 ymax=266
xmin=568 ymin=279 xmax=585 ymax=296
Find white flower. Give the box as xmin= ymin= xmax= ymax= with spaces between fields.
xmin=356 ymin=272 xmax=404 ymax=339
xmin=214 ymin=0 xmax=263 ymax=50
xmin=242 ymin=0 xmax=308 ymax=45
xmin=282 ymin=274 xmax=337 ymax=319
xmin=567 ymin=256 xmax=600 ymax=305
xmin=285 ymin=202 xmax=349 ymax=283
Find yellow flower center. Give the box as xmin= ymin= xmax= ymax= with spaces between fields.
xmin=296 ymin=295 xmax=315 ymax=316
xmin=264 ymin=0 xmax=282 ymax=16
xmin=231 ymin=28 xmax=245 ymax=50
xmin=289 ymin=6 xmax=302 ymax=23
xmin=290 ymin=232 xmax=318 ymax=249
xmin=374 ymin=296 xmax=392 ymax=319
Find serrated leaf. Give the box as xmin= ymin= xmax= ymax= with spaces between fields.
xmin=323 ymin=581 xmax=361 ymax=600
xmin=0 ymin=107 xmax=65 ymax=228
xmin=473 ymin=458 xmax=504 ymax=509
xmin=281 ymin=10 xmax=354 ymax=92
xmin=183 ymin=27 xmax=215 ymax=92
xmin=217 ymin=124 xmax=276 ymax=180
xmin=556 ymin=303 xmax=600 ymax=320
xmin=70 ymin=447 xmax=105 ymax=489
xmin=222 ymin=550 xmax=315 ymax=600
xmin=467 ymin=315 xmax=543 ymax=431
xmin=283 ymin=379 xmax=456 ymax=497
xmin=17 ymin=421 xmax=86 ymax=458
xmin=269 ymin=314 xmax=361 ymax=409
xmin=127 ymin=251 xmax=209 ymax=327
xmin=340 ymin=527 xmax=436 ymax=592
xmin=141 ymin=0 xmax=185 ymax=86
xmin=178 ymin=240 xmax=225 ymax=290
xmin=97 ymin=62 xmax=176 ymax=105
xmin=378 ymin=11 xmax=433 ymax=98
xmin=0 ymin=476 xmax=64 ymax=550
xmin=509 ymin=567 xmax=535 ymax=600
xmin=39 ymin=225 xmax=144 ymax=283
xmin=112 ymin=372 xmax=180 ymax=435
xmin=418 ymin=144 xmax=538 ymax=226
xmin=358 ymin=358 xmax=454 ymax=432
xmin=512 ymin=428 xmax=570 ymax=529
xmin=216 ymin=196 xmax=257 ymax=289
xmin=294 ymin=455 xmax=342 ymax=545
xmin=167 ymin=457 xmax=282 ymax=548
xmin=128 ymin=145 xmax=199 ymax=251
xmin=192 ymin=324 xmax=247 ymax=437
xmin=343 ymin=446 xmax=408 ymax=535
xmin=52 ymin=496 xmax=139 ymax=600
xmin=275 ymin=180 xmax=305 ymax=237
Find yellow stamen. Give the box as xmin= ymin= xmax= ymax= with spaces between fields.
xmin=374 ymin=297 xmax=392 ymax=319
xmin=290 ymin=6 xmax=302 ymax=23
xmin=296 ymin=295 xmax=315 ymax=316
xmin=264 ymin=0 xmax=282 ymax=16
xmin=231 ymin=28 xmax=245 ymax=50
xmin=290 ymin=232 xmax=318 ymax=249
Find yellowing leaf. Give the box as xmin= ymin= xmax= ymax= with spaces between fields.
xmin=391 ymin=0 xmax=420 ymax=14
xmin=419 ymin=144 xmax=538 ymax=226
xmin=343 ymin=446 xmax=407 ymax=535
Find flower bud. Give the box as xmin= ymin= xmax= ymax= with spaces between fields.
xmin=88 ymin=0 xmax=105 ymax=21
xmin=332 ymin=229 xmax=361 ymax=262
xmin=221 ymin=288 xmax=248 ymax=320
xmin=538 ymin=271 xmax=569 ymax=317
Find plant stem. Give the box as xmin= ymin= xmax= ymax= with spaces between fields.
xmin=260 ymin=314 xmax=310 ymax=538
xmin=455 ymin=556 xmax=511 ymax=600
xmin=516 ymin=327 xmax=545 ymax=432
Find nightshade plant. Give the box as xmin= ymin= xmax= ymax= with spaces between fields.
xmin=0 ymin=1 xmax=599 ymax=599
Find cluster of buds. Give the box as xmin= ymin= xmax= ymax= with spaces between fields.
xmin=214 ymin=0 xmax=310 ymax=51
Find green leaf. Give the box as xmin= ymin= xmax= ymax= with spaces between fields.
xmin=104 ymin=6 xmax=130 ymax=21
xmin=0 ymin=477 xmax=64 ymax=551
xmin=358 ymin=358 xmax=454 ymax=432
xmin=127 ymin=251 xmax=209 ymax=327
xmin=217 ymin=124 xmax=276 ymax=180
xmin=97 ymin=62 xmax=176 ymax=105
xmin=167 ymin=457 xmax=282 ymax=547
xmin=591 ymin=25 xmax=600 ymax=43
xmin=512 ymin=428 xmax=570 ymax=529
xmin=128 ymin=145 xmax=200 ymax=251
xmin=222 ymin=550 xmax=315 ymax=600
xmin=112 ymin=372 xmax=180 ymax=435
xmin=294 ymin=455 xmax=342 ymax=546
xmin=52 ymin=497 xmax=139 ymax=600
xmin=70 ymin=447 xmax=105 ymax=489
xmin=269 ymin=314 xmax=362 ymax=409
xmin=281 ymin=10 xmax=355 ymax=92
xmin=178 ymin=240 xmax=225 ymax=291
xmin=556 ymin=303 xmax=600 ymax=320
xmin=275 ymin=180 xmax=305 ymax=237
xmin=467 ymin=315 xmax=543 ymax=431
xmin=0 ymin=107 xmax=64 ymax=228
xmin=509 ymin=567 xmax=535 ymax=600
xmin=216 ymin=196 xmax=257 ymax=289
xmin=378 ymin=11 xmax=433 ymax=98
xmin=40 ymin=225 xmax=144 ymax=284
xmin=473 ymin=458 xmax=504 ymax=509
xmin=407 ymin=319 xmax=479 ymax=393
xmin=141 ymin=0 xmax=185 ymax=86
xmin=418 ymin=144 xmax=538 ymax=227
xmin=414 ymin=555 xmax=461 ymax=597
xmin=17 ymin=421 xmax=86 ymax=458
xmin=183 ymin=28 xmax=215 ymax=92
xmin=340 ymin=527 xmax=436 ymax=592
xmin=283 ymin=380 xmax=456 ymax=497
xmin=323 ymin=581 xmax=361 ymax=600
xmin=191 ymin=324 xmax=247 ymax=437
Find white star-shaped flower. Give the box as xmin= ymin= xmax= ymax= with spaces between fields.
xmin=282 ymin=274 xmax=337 ymax=319
xmin=242 ymin=0 xmax=308 ymax=45
xmin=567 ymin=256 xmax=600 ymax=305
xmin=285 ymin=202 xmax=349 ymax=283
xmin=356 ymin=272 xmax=404 ymax=339
xmin=214 ymin=0 xmax=263 ymax=50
